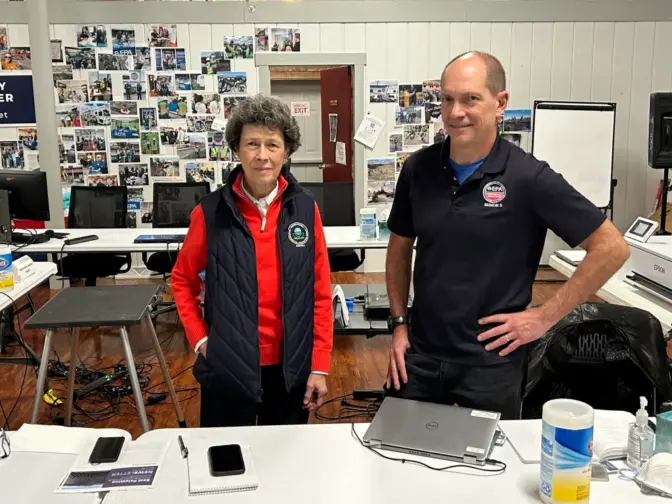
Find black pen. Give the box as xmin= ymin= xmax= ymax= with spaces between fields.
xmin=178 ymin=435 xmax=189 ymax=459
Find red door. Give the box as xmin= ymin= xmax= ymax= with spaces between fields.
xmin=319 ymin=66 xmax=353 ymax=182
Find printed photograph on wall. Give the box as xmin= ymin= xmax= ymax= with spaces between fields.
xmin=403 ymin=124 xmax=430 ymax=149
xmin=111 ymin=26 xmax=135 ymax=51
xmin=0 ymin=28 xmax=8 ymax=51
xmin=395 ymin=151 xmax=411 ymax=173
xmin=58 ymin=134 xmax=77 ymax=164
xmin=222 ymin=96 xmax=246 ymax=119
xmin=79 ymin=102 xmax=111 ymax=127
xmin=220 ymin=161 xmax=234 ymax=185
xmin=88 ymin=174 xmax=118 ymax=187
xmin=140 ymin=132 xmax=160 ymax=155
xmin=185 ymin=161 xmax=216 ymax=185
xmin=88 ymin=71 xmax=113 ymax=101
xmin=149 ymin=156 xmax=180 ymax=180
xmin=369 ymin=80 xmax=398 ymax=104
xmin=98 ymin=53 xmax=133 ymax=72
xmin=186 ymin=115 xmax=215 ymax=133
xmin=192 ymin=93 xmax=221 ymax=116
xmin=155 ymin=48 xmax=186 ymax=71
xmin=175 ymin=73 xmax=206 ymax=92
xmin=388 ymin=132 xmax=402 ymax=153
xmin=78 ymin=152 xmax=107 ymax=174
xmin=110 ymin=117 xmax=140 ymax=139
xmin=424 ymin=102 xmax=441 ymax=123
xmin=422 ymin=80 xmax=441 ymax=103
xmin=0 ymin=141 xmax=23 ymax=169
xmin=111 ymin=101 xmax=139 ymax=117
xmin=223 ymin=36 xmax=253 ymax=59
xmin=207 ymin=131 xmax=230 ymax=161
xmin=503 ymin=109 xmax=531 ymax=132
xmin=140 ymin=108 xmax=158 ymax=131
xmin=398 ymin=84 xmax=423 ymax=107
xmin=18 ymin=128 xmax=38 ymax=151
xmin=147 ymin=25 xmax=177 ymax=48
xmin=158 ymin=96 xmax=188 ymax=119
xmin=56 ymin=80 xmax=89 ymax=104
xmin=367 ymin=180 xmax=395 ymax=207
xmin=51 ymin=40 xmax=63 ymax=62
xmin=433 ymin=124 xmax=446 ymax=144
xmin=255 ymin=28 xmax=268 ymax=52
xmin=52 ymin=64 xmax=74 ymax=85
xmin=75 ymin=127 xmax=106 ymax=152
xmin=160 ymin=124 xmax=187 ymax=146
xmin=61 ymin=165 xmax=84 ymax=185
xmin=133 ymin=47 xmax=152 ymax=71
xmin=177 ymin=135 xmax=207 ymax=160
xmin=76 ymin=25 xmax=107 ymax=48
xmin=121 ymin=71 xmax=146 ymax=100
xmin=110 ymin=142 xmax=141 ymax=163
xmin=501 ymin=133 xmax=521 ymax=148
xmin=200 ymin=52 xmax=231 ymax=75
xmin=270 ymin=28 xmax=300 ymax=52
xmin=148 ymin=74 xmax=176 ymax=97
xmin=395 ymin=106 xmax=423 ymax=126
xmin=128 ymin=187 xmax=144 ymax=203
xmin=367 ymin=157 xmax=396 ymax=182
xmin=217 ymin=72 xmax=247 ymax=94
xmin=119 ymin=163 xmax=149 ymax=186
xmin=64 ymin=47 xmax=96 ymax=70
xmin=1 ymin=48 xmax=31 ymax=70
xmin=56 ymin=104 xmax=82 ymax=128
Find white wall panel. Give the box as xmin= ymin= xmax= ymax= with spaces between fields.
xmin=550 ymin=22 xmax=573 ymax=101
xmin=298 ymin=23 xmax=321 ymax=52
xmin=469 ymin=23 xmax=491 ymax=53
xmin=610 ymin=22 xmax=635 ymax=229
xmin=625 ymin=22 xmax=655 ymax=228
xmin=406 ymin=23 xmax=429 ymax=83
xmin=490 ymin=23 xmax=512 ymax=83
xmin=319 ymin=23 xmax=345 ymax=52
xmin=570 ymin=22 xmax=594 ymax=101
xmin=509 ymin=23 xmax=532 ymax=108
xmin=449 ymin=22 xmax=470 ymax=59
xmin=529 ymin=23 xmax=553 ymax=102
xmin=233 ymin=23 xmax=256 ymax=94
xmin=344 ymin=23 xmax=366 ymax=53
xmin=591 ymin=22 xmax=615 ymax=102
xmin=428 ymin=22 xmax=451 ymax=79
xmin=7 ymin=24 xmax=30 ymax=46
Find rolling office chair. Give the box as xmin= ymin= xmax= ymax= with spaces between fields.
xmin=143 ymin=182 xmax=210 ymax=319
xmin=59 ymin=186 xmax=131 ymax=286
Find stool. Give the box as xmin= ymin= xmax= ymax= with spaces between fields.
xmin=25 ymin=284 xmax=187 ymax=433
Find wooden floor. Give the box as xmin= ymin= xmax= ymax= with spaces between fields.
xmin=0 ymin=268 xmax=579 ymax=438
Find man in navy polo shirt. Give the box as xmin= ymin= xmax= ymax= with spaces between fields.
xmin=384 ymin=51 xmax=629 ymax=419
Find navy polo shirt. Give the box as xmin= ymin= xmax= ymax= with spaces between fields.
xmin=387 ymin=135 xmax=606 ymax=366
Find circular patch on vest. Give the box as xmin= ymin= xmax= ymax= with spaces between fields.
xmin=482 ymin=181 xmax=506 ymax=204
xmin=288 ymin=222 xmax=309 ymax=247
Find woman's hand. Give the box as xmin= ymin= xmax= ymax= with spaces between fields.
xmin=303 ymin=373 xmax=328 ymax=411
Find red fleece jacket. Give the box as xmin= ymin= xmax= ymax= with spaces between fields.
xmin=171 ymin=173 xmax=333 ymax=373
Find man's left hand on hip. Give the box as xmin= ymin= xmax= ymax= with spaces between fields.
xmin=477 ymin=308 xmax=554 ymax=357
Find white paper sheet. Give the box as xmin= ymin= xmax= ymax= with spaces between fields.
xmin=354 ymin=113 xmax=384 ymax=150
xmin=10 ymin=424 xmax=131 ymax=455
xmin=335 ymin=141 xmax=346 ymax=165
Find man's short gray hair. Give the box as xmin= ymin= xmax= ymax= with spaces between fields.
xmin=441 ymin=51 xmax=506 ymax=96
xmin=225 ymin=94 xmax=302 ymax=156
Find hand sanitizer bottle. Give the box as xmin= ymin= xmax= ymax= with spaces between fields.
xmin=626 ymin=396 xmax=656 ymax=470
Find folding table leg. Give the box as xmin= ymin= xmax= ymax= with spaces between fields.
xmin=65 ymin=328 xmax=79 ymax=427
xmin=145 ymin=315 xmax=187 ymax=427
xmin=30 ymin=329 xmax=53 ymax=424
xmin=119 ymin=326 xmax=150 ymax=433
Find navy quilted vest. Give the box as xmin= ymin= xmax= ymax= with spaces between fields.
xmin=193 ymin=166 xmax=316 ymax=402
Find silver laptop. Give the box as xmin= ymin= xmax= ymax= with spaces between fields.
xmin=362 ymin=397 xmax=501 ymax=465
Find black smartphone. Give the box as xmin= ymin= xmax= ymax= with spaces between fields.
xmin=207 ymin=444 xmax=245 ymax=477
xmin=88 ymin=436 xmax=125 ymax=464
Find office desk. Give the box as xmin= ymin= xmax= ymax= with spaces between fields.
xmin=0 ymin=420 xmax=652 ymax=504
xmin=0 ymin=262 xmax=56 ymax=311
xmin=549 ymin=254 xmax=672 ymax=333
xmin=11 ymin=227 xmax=389 ymax=254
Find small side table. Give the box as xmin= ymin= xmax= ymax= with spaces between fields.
xmin=25 ymin=285 xmax=187 ymax=433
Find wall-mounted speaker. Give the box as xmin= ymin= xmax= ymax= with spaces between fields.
xmin=649 ymin=92 xmax=672 ymax=168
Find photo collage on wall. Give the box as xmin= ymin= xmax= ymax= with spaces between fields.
xmin=0 ymin=23 xmax=279 ymax=227
xmin=366 ymin=77 xmax=532 ymax=214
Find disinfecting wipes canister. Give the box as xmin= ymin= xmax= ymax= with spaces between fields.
xmin=0 ymin=245 xmax=14 ymax=291
xmin=540 ymin=399 xmax=595 ymax=504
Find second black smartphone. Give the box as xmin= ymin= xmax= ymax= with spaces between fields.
xmin=88 ymin=436 xmax=125 ymax=464
xmin=207 ymin=444 xmax=245 ymax=477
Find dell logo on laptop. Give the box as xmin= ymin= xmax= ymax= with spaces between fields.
xmin=425 ymin=421 xmax=438 ymax=430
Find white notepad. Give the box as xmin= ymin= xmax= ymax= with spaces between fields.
xmin=187 ymin=443 xmax=259 ymax=495
xmin=556 ymin=249 xmax=586 ymax=266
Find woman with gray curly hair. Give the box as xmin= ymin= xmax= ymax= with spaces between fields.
xmin=172 ymin=94 xmax=333 ymax=427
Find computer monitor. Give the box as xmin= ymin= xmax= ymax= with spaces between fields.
xmin=152 ymin=182 xmax=210 ymax=228
xmin=68 ymin=186 xmax=127 ymax=228
xmin=301 ymin=182 xmax=355 ymax=226
xmin=0 ymin=169 xmax=50 ymax=221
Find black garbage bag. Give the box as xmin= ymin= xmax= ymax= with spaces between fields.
xmin=522 ymin=302 xmax=672 ymax=419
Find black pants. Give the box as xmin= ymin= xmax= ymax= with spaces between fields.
xmin=386 ymin=347 xmax=526 ymax=420
xmin=199 ymin=365 xmax=309 ymax=427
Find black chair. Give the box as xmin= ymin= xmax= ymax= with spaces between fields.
xmin=301 ymin=181 xmax=363 ymax=271
xmin=144 ymin=182 xmax=210 ymax=318
xmin=522 ymin=302 xmax=672 ymax=419
xmin=58 ymin=185 xmax=131 ymax=287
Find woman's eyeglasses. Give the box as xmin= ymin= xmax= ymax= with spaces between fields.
xmin=0 ymin=428 xmax=10 ymax=459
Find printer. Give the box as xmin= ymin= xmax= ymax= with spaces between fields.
xmin=626 ymin=235 xmax=672 ymax=300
